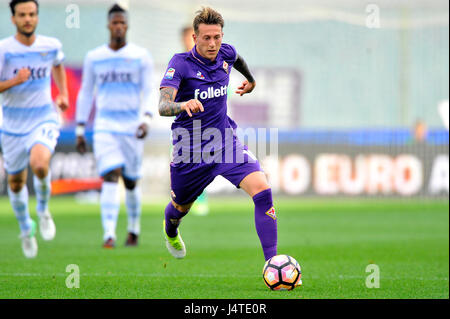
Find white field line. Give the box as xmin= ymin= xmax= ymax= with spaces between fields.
xmin=0 ymin=273 xmax=447 ymax=281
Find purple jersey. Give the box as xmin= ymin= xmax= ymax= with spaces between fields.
xmin=161 ymin=43 xmax=263 ymax=205
xmin=160 ymin=43 xmax=239 ymax=156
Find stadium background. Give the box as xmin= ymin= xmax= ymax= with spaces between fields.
xmin=0 ymin=0 xmax=448 ymax=201
xmin=0 ymin=0 xmax=448 ymax=300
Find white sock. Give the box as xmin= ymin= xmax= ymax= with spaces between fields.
xmin=33 ymin=173 xmax=51 ymax=217
xmin=126 ymin=187 xmax=141 ymax=235
xmin=8 ymin=186 xmax=32 ymax=236
xmin=100 ymin=182 xmax=120 ymax=241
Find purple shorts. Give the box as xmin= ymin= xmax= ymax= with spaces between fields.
xmin=170 ymin=144 xmax=262 ymax=205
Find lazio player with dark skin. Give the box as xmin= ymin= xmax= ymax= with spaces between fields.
xmin=76 ymin=10 xmax=148 ymax=190
xmin=75 ymin=6 xmax=152 ymax=247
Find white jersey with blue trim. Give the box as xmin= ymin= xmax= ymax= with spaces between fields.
xmin=76 ymin=43 xmax=154 ymax=135
xmin=0 ymin=35 xmax=64 ymax=135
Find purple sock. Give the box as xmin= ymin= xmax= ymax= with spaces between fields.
xmin=253 ymin=189 xmax=278 ymax=261
xmin=164 ymin=202 xmax=188 ymax=238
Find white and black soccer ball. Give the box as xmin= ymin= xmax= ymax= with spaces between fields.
xmin=262 ymin=254 xmax=302 ymax=291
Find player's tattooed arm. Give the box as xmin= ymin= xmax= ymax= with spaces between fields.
xmin=233 ymin=54 xmax=256 ymax=96
xmin=159 ymin=87 xmax=183 ymax=116
xmin=159 ymin=87 xmax=204 ymax=117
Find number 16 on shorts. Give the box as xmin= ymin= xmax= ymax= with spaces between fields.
xmin=35 ymin=123 xmax=60 ymax=150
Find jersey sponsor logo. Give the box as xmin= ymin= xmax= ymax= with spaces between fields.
xmin=265 ymin=207 xmax=277 ymax=220
xmin=99 ymin=71 xmax=133 ymax=85
xmin=13 ymin=66 xmax=48 ymax=80
xmin=196 ymin=71 xmax=205 ymax=79
xmin=223 ymin=61 xmax=229 ymax=74
xmin=164 ymin=68 xmax=175 ymax=80
xmin=194 ymin=85 xmax=227 ymax=100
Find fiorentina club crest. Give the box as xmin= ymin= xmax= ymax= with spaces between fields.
xmin=265 ymin=207 xmax=277 ymax=220
xmin=223 ymin=61 xmax=229 ymax=74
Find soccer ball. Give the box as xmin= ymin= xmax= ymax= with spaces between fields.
xmin=262 ymin=254 xmax=302 ymax=291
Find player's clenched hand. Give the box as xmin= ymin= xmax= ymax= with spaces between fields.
xmin=14 ymin=68 xmax=31 ymax=85
xmin=55 ymin=94 xmax=69 ymax=112
xmin=235 ymin=80 xmax=256 ymax=96
xmin=136 ymin=123 xmax=148 ymax=139
xmin=76 ymin=136 xmax=87 ymax=154
xmin=181 ymin=99 xmax=204 ymax=117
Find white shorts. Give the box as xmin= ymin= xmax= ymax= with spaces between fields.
xmin=1 ymin=122 xmax=60 ymax=175
xmin=93 ymin=132 xmax=144 ymax=180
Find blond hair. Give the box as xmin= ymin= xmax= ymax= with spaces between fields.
xmin=193 ymin=7 xmax=224 ymax=34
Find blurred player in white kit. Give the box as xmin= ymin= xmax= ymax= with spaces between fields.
xmin=75 ymin=4 xmax=154 ymax=248
xmin=0 ymin=0 xmax=69 ymax=258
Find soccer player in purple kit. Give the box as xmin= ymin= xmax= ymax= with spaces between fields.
xmin=159 ymin=7 xmax=277 ymax=261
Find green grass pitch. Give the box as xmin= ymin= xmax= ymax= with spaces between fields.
xmin=0 ymin=196 xmax=448 ymax=299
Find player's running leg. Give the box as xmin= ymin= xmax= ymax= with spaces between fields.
xmin=165 ymin=160 xmax=216 ymax=258
xmin=7 ymin=170 xmax=38 ymax=258
xmin=163 ymin=200 xmax=192 ymax=258
xmin=100 ymin=168 xmax=122 ymax=248
xmin=123 ymin=177 xmax=141 ymax=246
xmin=240 ymin=171 xmax=277 ymax=261
xmin=30 ymin=144 xmax=55 ymax=241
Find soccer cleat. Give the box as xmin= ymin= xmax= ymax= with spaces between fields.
xmin=20 ymin=219 xmax=38 ymax=259
xmin=125 ymin=232 xmax=138 ymax=246
xmin=163 ymin=220 xmax=186 ymax=259
xmin=39 ymin=211 xmax=56 ymax=241
xmin=103 ymin=237 xmax=116 ymax=249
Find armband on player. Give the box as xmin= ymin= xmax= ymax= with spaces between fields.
xmin=75 ymin=124 xmax=85 ymax=137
